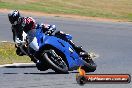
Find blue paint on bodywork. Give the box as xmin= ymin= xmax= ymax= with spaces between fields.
xmin=35 ymin=27 xmax=85 ymax=69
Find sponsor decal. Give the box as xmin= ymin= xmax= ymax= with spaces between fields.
xmin=76 ymin=67 xmax=131 ymax=85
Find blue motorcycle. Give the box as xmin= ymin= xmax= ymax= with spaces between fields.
xmin=32 ymin=26 xmax=97 ymax=73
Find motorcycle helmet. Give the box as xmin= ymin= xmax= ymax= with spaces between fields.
xmin=8 ymin=10 xmax=21 ymax=25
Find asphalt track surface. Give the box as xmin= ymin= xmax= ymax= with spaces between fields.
xmin=0 ymin=13 xmax=132 ymax=88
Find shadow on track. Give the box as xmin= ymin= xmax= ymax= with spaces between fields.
xmin=2 ymin=71 xmax=79 ymax=75
xmin=2 ymin=72 xmax=59 ymax=75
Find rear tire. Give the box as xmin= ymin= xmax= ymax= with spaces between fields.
xmin=82 ymin=59 xmax=97 ymax=72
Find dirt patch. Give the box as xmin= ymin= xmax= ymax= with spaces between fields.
xmin=0 ymin=8 xmax=127 ymax=22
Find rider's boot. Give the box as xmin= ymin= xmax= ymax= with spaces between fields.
xmin=15 ymin=47 xmax=25 ymax=56
xmin=69 ymin=40 xmax=89 ymax=58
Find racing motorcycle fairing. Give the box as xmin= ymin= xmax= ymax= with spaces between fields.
xmin=35 ymin=27 xmax=85 ymax=70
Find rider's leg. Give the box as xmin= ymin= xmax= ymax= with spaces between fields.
xmin=55 ymin=31 xmax=88 ymax=58
xmin=68 ymin=40 xmax=88 ymax=58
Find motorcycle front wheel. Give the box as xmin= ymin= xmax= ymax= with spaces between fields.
xmin=42 ymin=48 xmax=68 ymax=74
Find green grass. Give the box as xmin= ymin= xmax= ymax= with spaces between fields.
xmin=0 ymin=0 xmax=132 ymax=21
xmin=0 ymin=42 xmax=31 ymax=65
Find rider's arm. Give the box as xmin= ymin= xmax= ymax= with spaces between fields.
xmin=11 ymin=25 xmax=23 ymax=43
xmin=11 ymin=26 xmax=17 ymax=42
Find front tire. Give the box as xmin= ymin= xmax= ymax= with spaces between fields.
xmin=36 ymin=62 xmax=49 ymax=71
xmin=43 ymin=49 xmax=68 ymax=74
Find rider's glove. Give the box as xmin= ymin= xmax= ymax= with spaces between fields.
xmin=48 ymin=25 xmax=56 ymax=34
xmin=40 ymin=23 xmax=56 ymax=35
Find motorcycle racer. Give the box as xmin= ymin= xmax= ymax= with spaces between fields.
xmin=8 ymin=10 xmax=88 ymax=61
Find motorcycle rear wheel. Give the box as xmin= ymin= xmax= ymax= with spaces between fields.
xmin=82 ymin=58 xmax=97 ymax=72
